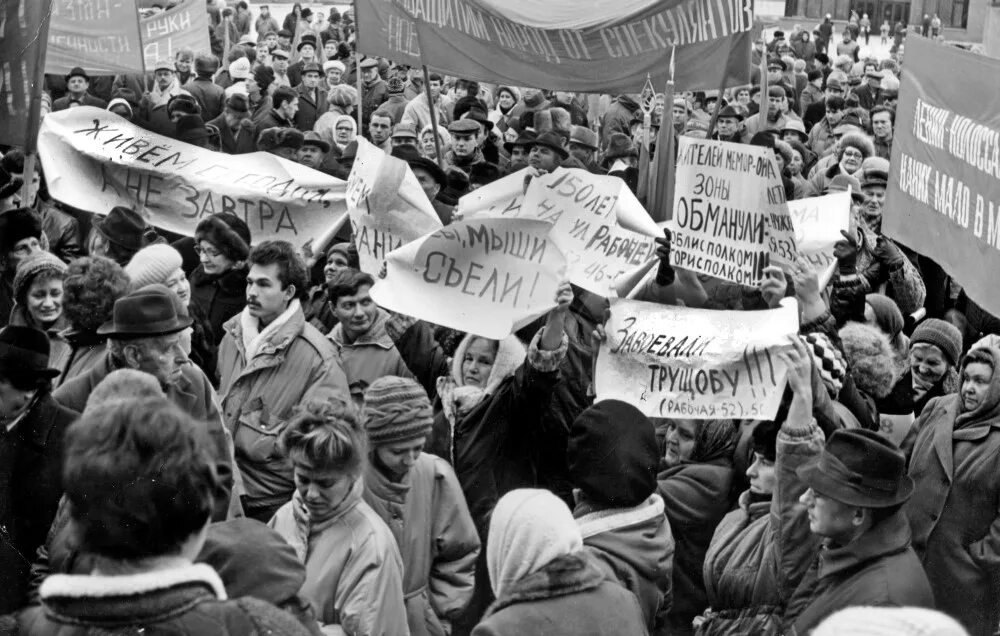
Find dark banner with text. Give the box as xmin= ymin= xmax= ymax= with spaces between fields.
xmin=0 ymin=0 xmax=52 ymax=147
xmin=884 ymin=36 xmax=1000 ymax=320
xmin=354 ymin=0 xmax=753 ymax=92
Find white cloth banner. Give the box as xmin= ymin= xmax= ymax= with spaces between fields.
xmin=596 ymin=298 xmax=799 ymax=420
xmin=370 ymin=218 xmax=566 ymax=339
xmin=37 ymin=107 xmax=347 ymax=242
xmin=460 ymin=168 xmax=529 ymax=220
xmin=669 ymin=138 xmax=796 ymax=286
xmin=347 ymin=138 xmax=442 ymax=274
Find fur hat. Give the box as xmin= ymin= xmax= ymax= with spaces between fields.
xmin=858 ymin=156 xmax=890 ymax=189
xmin=547 ymin=107 xmax=571 ymax=139
xmin=195 ymin=214 xmax=251 ymax=262
xmin=13 ymin=250 xmax=67 ymax=304
xmin=801 ymin=332 xmax=848 ymax=398
xmin=568 ymin=400 xmax=659 ymax=507
xmin=603 ymin=133 xmax=638 ymax=163
xmin=468 ymin=162 xmax=502 ymax=187
xmin=773 ymin=139 xmax=794 ymax=166
xmin=911 ymin=318 xmax=963 ymax=367
xmin=125 ymin=244 xmax=184 ymax=291
xmin=838 ymin=132 xmax=875 ymax=161
xmin=839 ymin=321 xmax=897 ymax=399
xmin=362 ymin=376 xmax=434 ymax=446
xmin=0 ymin=207 xmax=42 ymax=254
xmin=257 ymin=127 xmax=304 ymax=152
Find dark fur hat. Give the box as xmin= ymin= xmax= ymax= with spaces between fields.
xmin=195 ymin=214 xmax=251 ymax=262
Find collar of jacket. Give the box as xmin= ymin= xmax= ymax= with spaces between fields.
xmin=364 ymin=457 xmax=412 ymax=504
xmin=8 ymin=394 xmax=63 ymax=450
xmin=224 ymin=304 xmax=305 ymax=368
xmin=485 ymin=552 xmax=605 ymax=615
xmin=39 ymin=563 xmax=226 ymax=625
xmin=329 ymin=308 xmax=392 ymax=350
xmin=738 ymin=489 xmax=772 ymax=522
xmin=817 ymin=509 xmax=912 ymax=580
xmin=191 ymin=264 xmax=248 ymax=294
xmin=575 ymin=494 xmax=664 ymax=539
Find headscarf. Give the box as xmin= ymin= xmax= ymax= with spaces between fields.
xmin=691 ymin=419 xmax=739 ymax=464
xmin=487 ymin=489 xmax=582 ymax=598
xmin=436 ymin=333 xmax=526 ymax=429
xmin=330 ymin=114 xmax=357 ymax=151
xmin=955 ymin=345 xmax=1000 ymax=433
xmin=420 ymin=124 xmax=452 ymax=159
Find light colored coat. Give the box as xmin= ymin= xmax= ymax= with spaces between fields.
xmin=218 ymin=306 xmax=350 ymax=512
xmin=270 ymin=482 xmax=410 ymax=636
xmin=363 ymin=453 xmax=480 ymax=636
xmin=329 ymin=310 xmax=415 ymax=405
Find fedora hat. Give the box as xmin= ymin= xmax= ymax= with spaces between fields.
xmin=391 ymin=146 xmax=446 ymax=187
xmin=301 ymin=131 xmax=331 ymax=153
xmin=95 ymin=207 xmax=157 ymax=251
xmin=569 ymin=126 xmax=599 ymax=151
xmin=97 ymin=286 xmax=193 ymax=339
xmin=526 ymin=132 xmax=568 ymax=159
xmin=0 ymin=326 xmax=60 ymax=380
xmin=797 ymin=429 xmax=913 ymax=508
xmin=504 ymin=130 xmax=536 ymax=154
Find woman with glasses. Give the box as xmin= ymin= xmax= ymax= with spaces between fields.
xmin=189 ymin=214 xmax=252 ymax=344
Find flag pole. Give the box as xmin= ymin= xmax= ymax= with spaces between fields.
xmin=353 ymin=1 xmax=364 ymax=135
xmin=647 ymin=46 xmax=676 ymax=223
xmin=423 ymin=65 xmax=445 ymax=169
xmin=21 ymin=0 xmax=54 ymax=206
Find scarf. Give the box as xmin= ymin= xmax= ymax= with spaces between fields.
xmin=239 ymin=299 xmax=300 ymax=361
xmin=148 ymin=77 xmax=186 ymax=109
xmin=955 ymin=346 xmax=1000 ymax=434
xmin=286 ymin=480 xmax=363 ymax=563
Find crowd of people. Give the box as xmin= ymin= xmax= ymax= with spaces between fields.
xmin=0 ymin=1 xmax=995 ymax=635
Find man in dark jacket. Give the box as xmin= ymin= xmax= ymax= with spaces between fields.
xmin=600 ymin=94 xmax=640 ymax=147
xmin=51 ymin=67 xmax=108 ymax=111
xmin=184 ymin=54 xmax=225 ymax=121
xmin=208 ymin=94 xmax=257 ymax=155
xmin=358 ymin=57 xmax=389 ymax=127
xmin=292 ymin=63 xmax=327 ymax=132
xmin=0 ymin=326 xmax=78 ymax=613
xmin=254 ymin=86 xmax=298 ymax=139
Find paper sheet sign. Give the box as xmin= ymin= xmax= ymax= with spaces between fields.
xmin=370 ymin=218 xmax=566 ymax=339
xmin=347 ymin=138 xmax=442 ymax=275
xmin=669 ymin=138 xmax=796 ymax=286
xmin=37 ymin=108 xmax=348 ymax=242
xmin=596 ymin=298 xmax=799 ymax=420
xmin=459 ymin=168 xmax=528 ymax=219
xmin=788 ymin=191 xmax=851 ymax=275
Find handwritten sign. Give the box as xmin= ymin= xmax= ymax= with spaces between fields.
xmin=48 ymin=0 xmax=145 ymax=75
xmin=519 ymin=168 xmax=657 ymax=294
xmin=669 ymin=138 xmax=796 ymax=286
xmin=596 ymin=298 xmax=799 ymax=420
xmin=140 ymin=0 xmax=210 ymax=69
xmin=347 ymin=138 xmax=442 ymax=274
xmin=460 ymin=168 xmax=528 ymax=220
xmin=37 ymin=107 xmax=348 ymax=242
xmin=788 ymin=191 xmax=850 ymax=275
xmin=370 ymin=218 xmax=566 ymax=339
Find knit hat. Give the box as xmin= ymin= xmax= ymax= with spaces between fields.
xmin=839 ymin=321 xmax=897 ymax=399
xmin=13 ymin=250 xmax=67 ymax=304
xmin=387 ymin=77 xmax=405 ymax=94
xmin=800 ymin=332 xmax=847 ymax=398
xmin=361 ymin=376 xmax=434 ymax=446
xmin=568 ymin=400 xmax=659 ymax=507
xmin=0 ymin=207 xmax=42 ymax=253
xmin=813 ymin=607 xmax=969 ymax=636
xmin=487 ymin=489 xmax=583 ymax=598
xmin=865 ymin=294 xmax=903 ymax=339
xmin=195 ymin=214 xmax=251 ymax=262
xmin=125 ymin=244 xmax=184 ymax=291
xmin=229 ymin=57 xmax=251 ymax=80
xmin=911 ymin=318 xmax=963 ymax=366
xmin=323 ymin=60 xmax=346 ymax=73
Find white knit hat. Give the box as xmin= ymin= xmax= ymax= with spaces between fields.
xmin=814 ymin=607 xmax=969 ymax=636
xmin=229 ymin=57 xmax=251 ymax=80
xmin=323 ymin=60 xmax=346 ymax=73
xmin=125 ymin=244 xmax=183 ymax=291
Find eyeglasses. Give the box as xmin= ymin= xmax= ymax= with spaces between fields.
xmin=195 ymin=246 xmax=222 ymax=258
xmin=842 ymin=149 xmax=864 ymax=159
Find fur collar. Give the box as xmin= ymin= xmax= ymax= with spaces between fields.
xmin=486 ymin=552 xmax=604 ymax=615
xmin=576 ymin=494 xmax=665 ymax=539
xmin=41 ymin=562 xmax=227 ymax=600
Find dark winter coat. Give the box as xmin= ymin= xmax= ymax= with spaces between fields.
xmin=907 ymin=385 xmax=1000 ymax=636
xmin=293 ymin=83 xmax=327 ymax=132
xmin=38 ymin=202 xmax=81 ymax=264
xmin=184 ymin=76 xmax=226 ymax=122
xmin=189 ymin=264 xmax=249 ymax=345
xmin=471 ymin=552 xmax=648 ymax=636
xmin=0 ymin=394 xmax=77 ymax=613
xmin=600 ymin=96 xmax=640 ymax=147
xmin=878 ymin=369 xmax=954 ymax=423
xmin=206 ymin=113 xmax=257 ymax=155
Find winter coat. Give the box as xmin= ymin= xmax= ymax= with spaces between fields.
xmin=16 ymin=563 xmax=315 ymax=635
xmin=38 ymin=201 xmax=81 ymax=264
xmin=294 ymin=84 xmax=328 ymax=132
xmin=8 ymin=308 xmax=71 ymax=387
xmin=269 ymin=483 xmax=409 ymax=635
xmin=329 ymin=309 xmax=415 ymax=405
xmin=879 ymin=369 xmax=955 ymax=447
xmin=185 ymin=76 xmax=226 ymax=122
xmin=575 ymin=494 xmax=674 ymax=632
xmin=217 ymin=305 xmax=350 ymax=516
xmin=0 ymin=394 xmax=77 ymax=613
xmin=906 ymin=384 xmax=1000 ymax=636
xmin=207 ymin=113 xmax=257 ymax=155
xmin=362 ymin=453 xmax=480 ymax=636
xmin=657 ymin=456 xmax=735 ymax=631
xmin=190 ymin=264 xmax=249 ymax=345
xmin=791 ymin=36 xmax=816 ymax=64
xmin=401 ymin=95 xmax=451 ymax=135
xmin=471 ymin=552 xmax=648 ymax=636
xmin=56 ymin=329 xmax=108 ymax=384
xmin=361 ymin=78 xmax=389 ymax=127
xmin=50 ymin=92 xmax=107 ymax=111
xmin=828 ymin=228 xmax=926 ymax=320
xmin=600 ymin=96 xmax=640 ymax=147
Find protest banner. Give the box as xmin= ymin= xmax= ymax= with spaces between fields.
xmin=347 ymin=138 xmax=443 ymax=274
xmin=788 ymin=191 xmax=850 ymax=276
xmin=459 ymin=168 xmax=529 ymax=219
xmin=884 ymin=35 xmax=1000 ymax=320
xmin=140 ymin=0 xmax=210 ymax=68
xmin=0 ymin=0 xmax=52 ymax=147
xmin=668 ymin=137 xmax=796 ymax=286
xmin=596 ymin=297 xmax=799 ymax=419
xmin=519 ymin=168 xmax=658 ymax=294
xmin=47 ymin=0 xmax=145 ymax=75
xmin=37 ymin=107 xmax=348 ymax=242
xmin=354 ymin=0 xmax=752 ymax=93
xmin=370 ymin=218 xmax=566 ymax=339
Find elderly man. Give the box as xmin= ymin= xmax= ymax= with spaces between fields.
xmin=208 ymin=93 xmax=256 ymax=154
xmin=52 ymin=67 xmax=107 ymax=111
xmin=53 ymin=285 xmax=235 ymax=517
xmin=293 ymin=62 xmax=326 ymax=132
xmin=217 ymin=240 xmax=349 ymax=522
xmin=297 ymin=131 xmax=331 ymax=171
xmin=390 ymin=123 xmax=419 ymax=150
xmin=359 ymin=57 xmax=388 ymax=128
xmin=524 ymin=132 xmax=568 ymax=174
xmin=566 ymin=126 xmax=601 ymax=173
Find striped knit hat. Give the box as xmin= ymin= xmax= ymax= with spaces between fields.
xmin=13 ymin=250 xmax=67 ymax=304
xmin=801 ymin=332 xmax=847 ymax=398
xmin=362 ymin=376 xmax=434 ymax=446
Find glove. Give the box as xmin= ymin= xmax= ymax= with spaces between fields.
xmin=834 ymin=229 xmax=859 ymax=275
xmin=655 ymin=229 xmax=675 ymax=286
xmin=874 ymin=236 xmax=905 ymax=269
